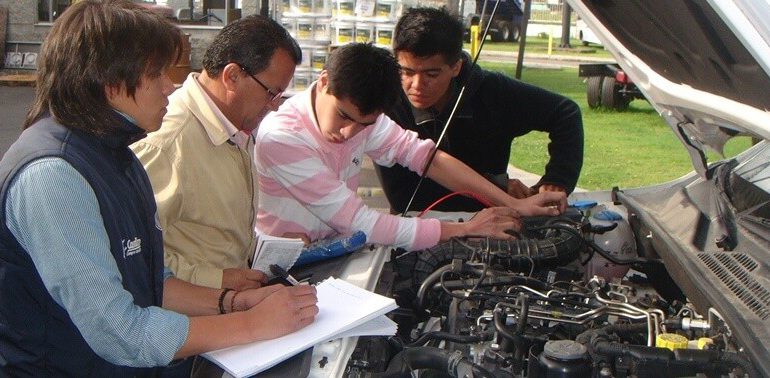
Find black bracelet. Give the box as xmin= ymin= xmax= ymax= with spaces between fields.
xmin=230 ymin=290 xmax=239 ymax=313
xmin=218 ymin=288 xmax=233 ymax=314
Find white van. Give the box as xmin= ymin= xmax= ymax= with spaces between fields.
xmin=576 ymin=17 xmax=602 ymax=46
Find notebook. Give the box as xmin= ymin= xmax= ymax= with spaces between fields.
xmin=251 ymin=234 xmax=304 ymax=279
xmin=202 ymin=277 xmax=398 ymax=378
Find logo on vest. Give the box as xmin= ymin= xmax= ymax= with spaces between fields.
xmin=122 ymin=237 xmax=142 ymax=258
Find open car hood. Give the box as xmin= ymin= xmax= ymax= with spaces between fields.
xmin=566 ymin=0 xmax=770 ymax=177
xmin=565 ymin=1 xmax=770 ymax=374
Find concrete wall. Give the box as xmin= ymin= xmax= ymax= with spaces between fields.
xmin=184 ymin=28 xmax=223 ymax=69
xmin=1 ymin=6 xmax=7 ymax=60
xmin=0 ymin=0 xmax=48 ymax=44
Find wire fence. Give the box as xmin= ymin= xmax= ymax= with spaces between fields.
xmin=406 ymin=0 xmax=577 ymax=25
xmin=529 ymin=0 xmax=577 ymax=24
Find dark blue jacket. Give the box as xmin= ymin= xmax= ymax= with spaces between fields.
xmin=0 ymin=116 xmax=167 ymax=377
xmin=377 ymin=53 xmax=584 ymax=213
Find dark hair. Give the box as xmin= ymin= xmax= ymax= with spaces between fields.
xmin=25 ymin=0 xmax=182 ymax=132
xmin=393 ymin=7 xmax=464 ymax=64
xmin=324 ymin=43 xmax=401 ymax=115
xmin=202 ymin=15 xmax=302 ymax=77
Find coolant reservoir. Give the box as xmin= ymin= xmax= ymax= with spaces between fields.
xmin=585 ymin=203 xmax=637 ymax=280
xmin=656 ymin=333 xmax=689 ymax=350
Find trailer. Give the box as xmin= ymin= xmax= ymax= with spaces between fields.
xmin=463 ymin=0 xmax=523 ymax=42
xmin=579 ymin=62 xmax=646 ymax=111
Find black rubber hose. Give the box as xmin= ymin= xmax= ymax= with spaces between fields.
xmin=413 ymin=227 xmax=585 ymax=285
xmin=513 ymin=293 xmax=530 ymax=362
xmin=446 ymin=297 xmax=460 ymax=351
xmin=716 ymin=351 xmax=761 ymax=378
xmin=416 ymin=263 xmax=453 ymax=311
xmin=407 ymin=330 xmax=491 ymax=347
xmin=416 ymin=261 xmax=549 ymax=312
xmin=484 ymin=228 xmax=585 ymax=268
xmin=494 ymin=307 xmax=518 ymax=343
xmin=593 ymin=340 xmax=674 ymax=361
xmin=380 ymin=346 xmax=496 ymax=378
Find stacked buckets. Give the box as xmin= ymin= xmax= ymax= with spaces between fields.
xmin=279 ymin=0 xmax=401 ymax=94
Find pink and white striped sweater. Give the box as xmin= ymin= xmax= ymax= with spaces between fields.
xmin=254 ymin=85 xmax=442 ymax=251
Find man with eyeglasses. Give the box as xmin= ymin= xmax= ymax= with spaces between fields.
xmin=376 ymin=7 xmax=584 ymax=214
xmin=253 ymin=43 xmax=567 ymax=252
xmin=131 ymin=15 xmax=301 ymax=291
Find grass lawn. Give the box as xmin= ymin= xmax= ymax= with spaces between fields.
xmin=478 ymin=63 xmax=753 ymax=190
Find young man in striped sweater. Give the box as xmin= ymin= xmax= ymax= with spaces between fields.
xmin=254 ymin=43 xmax=567 ymax=251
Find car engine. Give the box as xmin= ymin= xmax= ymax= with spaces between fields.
xmin=345 ymin=202 xmax=760 ymax=377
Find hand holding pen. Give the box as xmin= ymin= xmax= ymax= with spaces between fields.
xmin=269 ymin=264 xmax=301 ymax=286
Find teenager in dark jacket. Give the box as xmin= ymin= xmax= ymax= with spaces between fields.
xmin=376 ymin=7 xmax=584 ymax=213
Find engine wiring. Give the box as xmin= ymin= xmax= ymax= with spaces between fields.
xmin=354 ymin=205 xmax=760 ymax=378
xmin=416 ymin=190 xmax=494 ymax=218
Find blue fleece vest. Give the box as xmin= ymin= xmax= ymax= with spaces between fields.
xmin=0 ymin=117 xmax=166 ymax=376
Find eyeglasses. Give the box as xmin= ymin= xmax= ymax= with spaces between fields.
xmin=239 ymin=65 xmax=283 ymax=102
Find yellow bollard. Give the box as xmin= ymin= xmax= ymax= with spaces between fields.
xmin=548 ymin=33 xmax=553 ymax=55
xmin=470 ymin=25 xmax=480 ymax=59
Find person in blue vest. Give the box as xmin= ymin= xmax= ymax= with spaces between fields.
xmin=0 ymin=1 xmax=317 ymax=376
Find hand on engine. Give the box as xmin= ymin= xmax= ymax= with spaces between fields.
xmin=514 ymin=191 xmax=567 ymax=217
xmin=507 ymin=178 xmax=537 ymax=199
xmin=439 ymin=207 xmax=521 ymax=241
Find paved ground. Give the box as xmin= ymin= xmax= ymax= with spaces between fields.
xmin=478 ymin=50 xmax=610 ymax=68
xmin=0 ymin=85 xmax=33 ymax=154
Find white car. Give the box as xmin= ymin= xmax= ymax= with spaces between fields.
xmin=277 ymin=1 xmax=770 ymax=376
xmin=576 ymin=17 xmax=602 ymax=46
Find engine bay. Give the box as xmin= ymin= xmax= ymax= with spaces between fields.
xmin=343 ymin=202 xmax=760 ymax=377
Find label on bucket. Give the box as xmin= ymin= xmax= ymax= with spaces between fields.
xmin=375 ymin=1 xmax=394 ymax=19
xmin=334 ymin=22 xmax=354 ymax=44
xmin=376 ymin=26 xmax=393 ymax=46
xmin=296 ymin=19 xmax=314 ymax=40
xmin=333 ymin=0 xmax=355 ymax=17
xmin=311 ymin=49 xmax=327 ymax=69
xmin=355 ymin=23 xmax=373 ymax=43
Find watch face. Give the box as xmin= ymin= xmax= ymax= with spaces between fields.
xmin=22 ymin=53 xmax=38 ymax=69
xmin=6 ymin=52 xmax=23 ymax=67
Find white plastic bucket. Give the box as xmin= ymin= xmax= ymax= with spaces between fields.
xmin=296 ymin=18 xmax=314 ymax=40
xmin=292 ymin=69 xmax=313 ymax=92
xmin=281 ymin=18 xmax=297 ymax=38
xmin=355 ymin=22 xmax=374 ymax=43
xmin=281 ymin=0 xmax=292 ymax=14
xmin=299 ymin=45 xmax=312 ymax=68
xmin=375 ymin=23 xmax=395 ymax=47
xmin=332 ymin=0 xmax=355 ymax=18
xmin=312 ymin=0 xmax=330 ymax=15
xmin=332 ymin=21 xmax=355 ymax=44
xmin=314 ymin=19 xmax=331 ymax=41
xmin=375 ymin=0 xmax=397 ymax=21
xmin=311 ymin=48 xmax=328 ymax=70
xmin=296 ymin=0 xmax=312 ymax=13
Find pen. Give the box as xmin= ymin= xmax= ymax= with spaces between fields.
xmin=269 ymin=264 xmax=300 ymax=286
